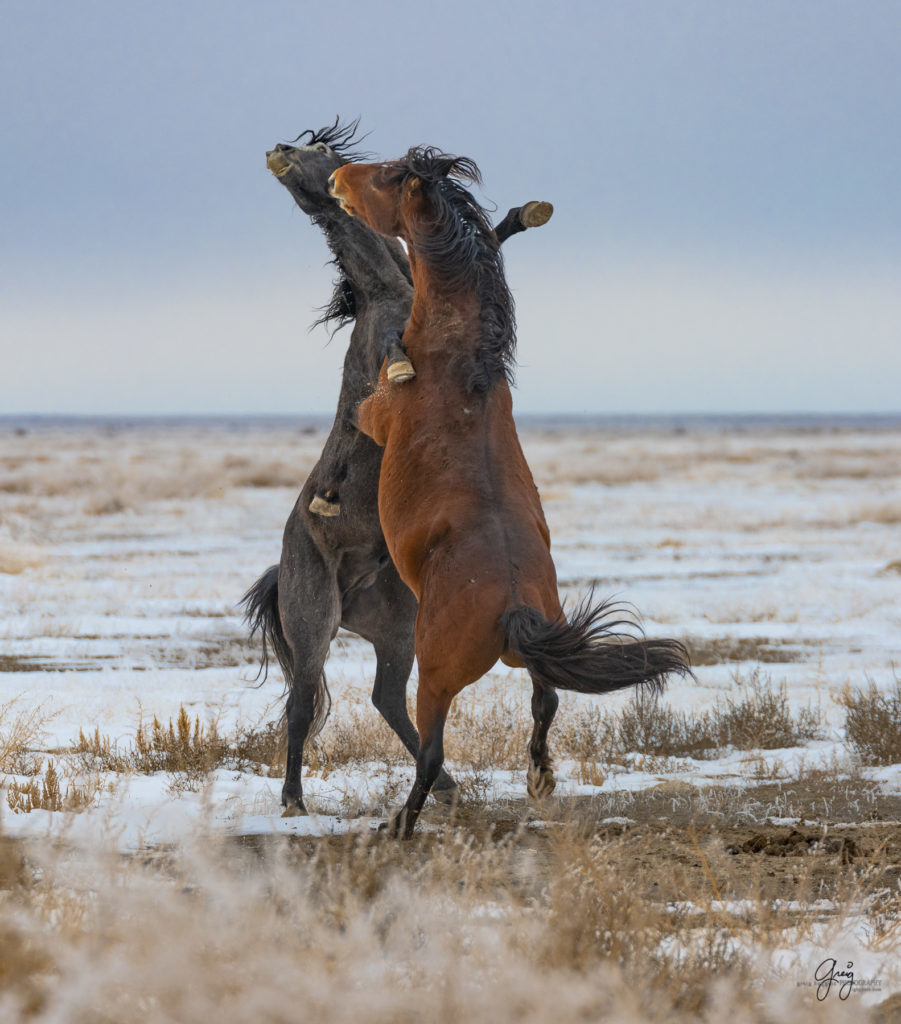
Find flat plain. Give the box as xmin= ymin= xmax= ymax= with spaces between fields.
xmin=2 ymin=415 xmax=901 ymax=1022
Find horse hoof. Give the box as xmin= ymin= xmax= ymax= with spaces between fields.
xmin=520 ymin=201 xmax=554 ymax=229
xmin=387 ymin=359 xmax=416 ymax=383
xmin=431 ymin=785 xmax=459 ymax=807
xmin=309 ymin=495 xmax=340 ymax=517
xmin=281 ymin=803 xmax=307 ymax=818
xmin=383 ymin=809 xmax=416 ymax=839
xmin=527 ymin=768 xmax=556 ymax=799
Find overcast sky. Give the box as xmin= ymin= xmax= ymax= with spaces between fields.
xmin=3 ymin=0 xmax=899 ymax=415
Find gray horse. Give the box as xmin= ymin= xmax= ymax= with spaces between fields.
xmin=242 ymin=119 xmax=552 ymax=815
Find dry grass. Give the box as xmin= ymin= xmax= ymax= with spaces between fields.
xmin=839 ymin=677 xmax=901 ymax=766
xmin=1 ymin=806 xmax=898 ymax=1023
xmin=71 ymin=707 xmax=286 ymax=784
xmin=5 ymin=761 xmax=96 ymax=814
xmin=556 ymin=670 xmax=823 ymax=770
xmin=60 ymin=674 xmax=824 ymax=799
xmin=0 ymin=698 xmax=54 ymax=775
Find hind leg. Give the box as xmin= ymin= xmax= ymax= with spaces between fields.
xmin=280 ymin=640 xmax=334 ymax=815
xmin=278 ymin=527 xmax=341 ymax=815
xmin=390 ymin=683 xmax=453 ymax=839
xmin=527 ymin=680 xmax=559 ymax=798
xmin=341 ymin=563 xmax=458 ymax=802
xmin=390 ymin=601 xmax=504 ymax=838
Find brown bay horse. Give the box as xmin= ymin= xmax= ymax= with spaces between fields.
xmin=329 ymin=149 xmax=691 ymax=838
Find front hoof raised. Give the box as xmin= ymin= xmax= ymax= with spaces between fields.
xmin=386 ymin=358 xmax=416 ymax=383
xmin=520 ymin=201 xmax=554 ymax=229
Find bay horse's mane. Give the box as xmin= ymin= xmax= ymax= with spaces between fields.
xmin=386 ymin=146 xmax=517 ymax=394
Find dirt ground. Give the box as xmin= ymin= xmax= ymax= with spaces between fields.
xmin=224 ymin=777 xmax=901 ymax=908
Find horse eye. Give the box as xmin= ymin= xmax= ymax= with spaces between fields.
xmin=317 ymin=144 xmax=328 ymax=153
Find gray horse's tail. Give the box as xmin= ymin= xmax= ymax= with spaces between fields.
xmin=240 ymin=565 xmax=331 ymax=739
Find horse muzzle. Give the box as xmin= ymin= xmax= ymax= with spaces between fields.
xmin=327 ymin=172 xmax=355 ymax=215
xmin=266 ymin=149 xmax=293 ymax=178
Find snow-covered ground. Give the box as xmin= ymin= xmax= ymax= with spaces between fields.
xmin=1 ymin=415 xmax=900 ymax=843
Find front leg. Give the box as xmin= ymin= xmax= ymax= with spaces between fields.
xmin=382 ymin=326 xmax=416 ymax=383
xmin=493 ymin=201 xmax=554 ymax=245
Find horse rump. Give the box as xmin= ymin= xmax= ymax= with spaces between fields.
xmin=501 ymin=593 xmax=691 ymax=696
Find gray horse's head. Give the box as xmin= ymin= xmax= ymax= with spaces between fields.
xmin=266 ymin=117 xmax=370 ymax=217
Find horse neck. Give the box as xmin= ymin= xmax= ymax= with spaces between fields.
xmin=404 ymin=251 xmax=481 ymax=359
xmin=320 ymin=213 xmax=412 ymax=303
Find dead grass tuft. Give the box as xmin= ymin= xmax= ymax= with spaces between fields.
xmin=71 ymin=712 xmax=287 ymax=782
xmin=6 ymin=761 xmax=96 ymax=814
xmin=556 ymin=670 xmax=823 ymax=776
xmin=131 ymin=707 xmax=229 ymax=786
xmin=839 ymin=676 xmax=901 ymax=766
xmin=0 ymin=699 xmax=54 ymax=774
xmin=306 ymin=708 xmax=407 ymax=773
xmin=445 ymin=693 xmax=533 ymax=771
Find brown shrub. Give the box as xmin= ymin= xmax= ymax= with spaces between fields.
xmin=839 ymin=677 xmax=901 ymax=766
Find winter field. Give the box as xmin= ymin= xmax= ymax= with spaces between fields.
xmin=2 ymin=413 xmax=901 ymax=1022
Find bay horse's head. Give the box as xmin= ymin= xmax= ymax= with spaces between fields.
xmin=265 ymin=117 xmax=371 ymax=217
xmin=327 ymin=148 xmax=483 ymax=242
xmin=331 ymin=148 xmax=516 ymax=393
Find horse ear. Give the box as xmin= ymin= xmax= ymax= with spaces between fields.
xmin=407 ymin=177 xmax=421 ymax=194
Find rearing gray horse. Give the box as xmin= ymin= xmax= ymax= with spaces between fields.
xmin=242 ymin=119 xmax=552 ymax=816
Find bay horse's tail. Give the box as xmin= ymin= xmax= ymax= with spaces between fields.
xmin=501 ymin=594 xmax=691 ymax=695
xmin=240 ymin=565 xmax=331 ymax=739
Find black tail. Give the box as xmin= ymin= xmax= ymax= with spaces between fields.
xmin=501 ymin=594 xmax=691 ymax=696
xmin=240 ymin=566 xmax=331 ymax=739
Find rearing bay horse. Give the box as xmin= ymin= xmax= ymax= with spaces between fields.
xmin=329 ymin=149 xmax=692 ymax=838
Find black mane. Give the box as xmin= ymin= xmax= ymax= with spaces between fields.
xmin=289 ymin=116 xmax=373 ymax=161
xmin=311 ymin=257 xmax=356 ymax=335
xmin=290 ymin=119 xmax=372 ymax=334
xmin=386 ymin=147 xmax=516 ymax=394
